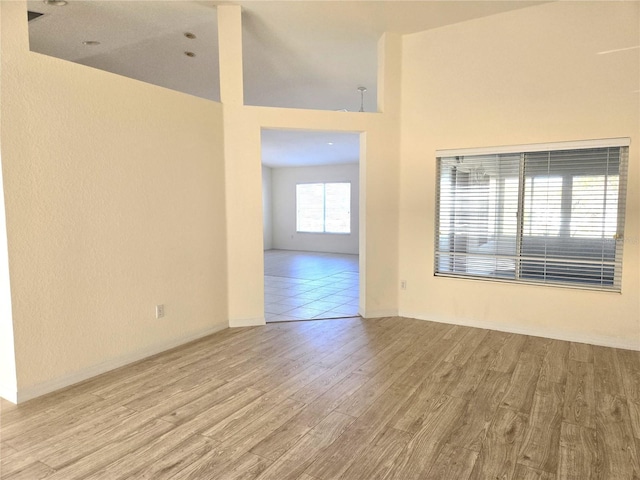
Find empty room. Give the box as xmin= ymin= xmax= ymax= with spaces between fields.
xmin=262 ymin=129 xmax=361 ymax=323
xmin=1 ymin=1 xmax=639 ymax=479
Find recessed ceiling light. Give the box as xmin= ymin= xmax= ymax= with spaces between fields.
xmin=327 ymin=143 xmax=334 ymax=146
xmin=43 ymin=0 xmax=67 ymax=5
xmin=184 ymin=32 xmax=197 ymax=40
xmin=184 ymin=51 xmax=196 ymax=58
xmin=82 ymin=40 xmax=100 ymax=46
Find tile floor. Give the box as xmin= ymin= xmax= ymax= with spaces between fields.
xmin=264 ymin=249 xmax=360 ymax=322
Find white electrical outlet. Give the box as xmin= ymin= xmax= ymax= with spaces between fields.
xmin=401 ymin=280 xmax=407 ymax=290
xmin=156 ymin=304 xmax=165 ymax=319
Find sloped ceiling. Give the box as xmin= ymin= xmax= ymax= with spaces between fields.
xmin=27 ymin=0 xmax=542 ymax=166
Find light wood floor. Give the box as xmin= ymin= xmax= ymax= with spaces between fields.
xmin=1 ymin=317 xmax=640 ymax=479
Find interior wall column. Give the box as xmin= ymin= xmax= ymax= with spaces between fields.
xmin=359 ymin=32 xmax=402 ymax=318
xmin=217 ymin=4 xmax=244 ymax=105
xmin=218 ymin=5 xmax=266 ymax=327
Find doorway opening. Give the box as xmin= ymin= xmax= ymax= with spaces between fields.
xmin=261 ymin=129 xmax=360 ymax=322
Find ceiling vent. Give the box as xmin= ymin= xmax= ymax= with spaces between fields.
xmin=28 ymin=11 xmax=45 ymax=22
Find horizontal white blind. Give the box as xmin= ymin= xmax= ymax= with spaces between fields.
xmin=435 ymin=142 xmax=628 ymax=291
xmin=436 ymin=153 xmax=521 ymax=280
xmin=436 ymin=137 xmax=630 ymax=158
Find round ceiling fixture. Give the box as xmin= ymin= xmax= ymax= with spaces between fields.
xmin=43 ymin=0 xmax=68 ymax=5
xmin=184 ymin=51 xmax=196 ymax=58
xmin=184 ymin=32 xmax=197 ymax=40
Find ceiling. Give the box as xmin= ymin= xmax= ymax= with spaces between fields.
xmin=261 ymin=129 xmax=360 ymax=168
xmin=26 ymin=0 xmax=542 ymax=167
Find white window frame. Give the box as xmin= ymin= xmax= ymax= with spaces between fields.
xmin=296 ymin=182 xmax=351 ymax=234
xmin=434 ymin=138 xmax=629 ymax=292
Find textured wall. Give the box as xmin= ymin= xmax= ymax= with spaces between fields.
xmin=1 ymin=1 xmax=228 ymax=400
xmin=223 ymin=34 xmax=403 ymax=326
xmin=262 ymin=165 xmax=273 ymax=250
xmin=399 ymin=1 xmax=640 ymax=348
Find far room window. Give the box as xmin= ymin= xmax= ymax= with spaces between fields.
xmin=296 ymin=182 xmax=351 ymax=234
xmin=434 ymin=139 xmax=629 ymax=291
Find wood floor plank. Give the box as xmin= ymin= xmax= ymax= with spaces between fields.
xmin=354 ymin=327 xmax=423 ymax=376
xmin=313 ymin=318 xmax=409 ymax=369
xmin=539 ymin=339 xmax=569 ymax=385
xmin=132 ymin=434 xmax=217 ymax=480
xmin=593 ymin=346 xmax=625 ymax=396
xmin=254 ymin=411 xmax=355 ymax=480
xmin=201 ymin=361 xmax=334 ymax=446
xmin=569 ymin=342 xmax=593 ymax=363
xmin=563 ymin=359 xmax=595 ymax=428
xmin=444 ymin=329 xmax=506 ymax=400
xmin=467 ymin=407 xmax=528 ymax=480
xmin=443 ymin=328 xmax=489 ymax=367
xmin=424 ymin=443 xmax=478 ymax=480
xmin=287 ymin=350 xmax=371 ymax=405
xmin=513 ymin=463 xmax=557 ymax=479
xmin=162 ymin=386 xmax=265 ymax=430
xmin=338 ymin=427 xmax=411 ymax=480
xmin=617 ymin=349 xmax=640 ymax=439
xmin=35 ymin=379 xmax=226 ymax=470
xmin=2 ymin=460 xmax=55 ymax=480
xmin=205 ymin=452 xmax=273 ymax=480
xmin=383 ymin=395 xmax=467 ymax=480
xmin=521 ymin=336 xmax=552 ymax=358
xmin=249 ymin=372 xmax=367 ymax=461
xmin=1 ymin=442 xmax=18 ymax=458
xmin=3 ymin=317 xmax=640 ymax=480
xmin=501 ymin=353 xmax=543 ymax=414
xmin=595 ymin=392 xmax=640 ymax=479
xmin=45 ymin=419 xmax=175 ymax=480
xmin=303 ymin=387 xmax=410 ymax=480
xmin=333 ymin=327 xmax=438 ymax=418
xmin=391 ymin=330 xmax=461 ymax=394
xmin=557 ymin=422 xmax=598 ymax=480
xmin=392 ymin=360 xmax=462 ymax=434
xmin=179 ymin=398 xmax=306 ymax=479
xmin=489 ymin=333 xmax=527 ymax=374
xmin=446 ymin=369 xmax=510 ymax=451
xmin=1 ymin=405 xmax=136 ymax=473
xmin=518 ymin=379 xmax=564 ymax=473
xmin=0 ymin=393 xmax=105 ymax=443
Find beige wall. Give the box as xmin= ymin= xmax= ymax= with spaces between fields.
xmin=262 ymin=165 xmax=273 ymax=250
xmin=271 ymin=163 xmax=360 ymax=255
xmin=0 ymin=139 xmax=17 ymax=402
xmin=1 ymin=2 xmax=228 ymax=401
xmin=9 ymin=0 xmax=634 ymax=404
xmin=399 ymin=2 xmax=640 ymax=348
xmin=224 ymin=105 xmax=401 ymax=325
xmin=223 ymin=29 xmax=403 ymax=326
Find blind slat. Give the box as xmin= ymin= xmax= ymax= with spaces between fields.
xmin=435 ymin=142 xmax=628 ymax=291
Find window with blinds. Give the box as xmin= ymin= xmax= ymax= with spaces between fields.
xmin=435 ymin=139 xmax=629 ymax=291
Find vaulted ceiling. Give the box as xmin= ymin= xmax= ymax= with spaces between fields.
xmin=27 ymin=0 xmax=542 ymax=166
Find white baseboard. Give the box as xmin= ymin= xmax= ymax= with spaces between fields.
xmin=399 ymin=311 xmax=640 ymax=351
xmin=361 ymin=309 xmax=399 ymax=319
xmin=14 ymin=321 xmax=228 ymax=404
xmin=229 ymin=317 xmax=266 ymax=328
